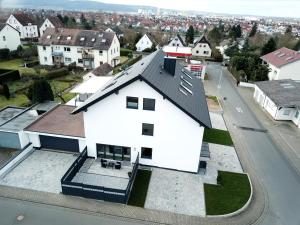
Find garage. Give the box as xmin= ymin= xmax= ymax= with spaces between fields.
xmin=40 ymin=135 xmax=79 ymax=152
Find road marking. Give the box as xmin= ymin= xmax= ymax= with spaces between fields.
xmin=236 ymin=107 xmax=243 ymax=113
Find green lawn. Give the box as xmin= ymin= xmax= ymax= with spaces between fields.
xmin=0 ymin=59 xmax=38 ymax=76
xmin=203 ymin=128 xmax=234 ymax=146
xmin=204 ymin=171 xmax=251 ymax=215
xmin=120 ymin=56 xmax=129 ymax=64
xmin=128 ymin=169 xmax=152 ymax=207
xmin=0 ymin=94 xmax=30 ymax=108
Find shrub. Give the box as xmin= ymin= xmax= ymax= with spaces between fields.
xmin=0 ymin=69 xmax=21 ymax=83
xmin=26 ymin=60 xmax=40 ymax=68
xmin=27 ymin=79 xmax=54 ymax=103
xmin=120 ymin=48 xmax=132 ymax=57
xmin=217 ymin=174 xmax=223 ymax=185
xmin=0 ymin=48 xmax=10 ymax=60
xmin=2 ymin=83 xmax=10 ymax=99
xmin=45 ymin=68 xmax=69 ymax=79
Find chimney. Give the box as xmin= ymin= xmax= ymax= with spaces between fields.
xmin=164 ymin=57 xmax=177 ymax=76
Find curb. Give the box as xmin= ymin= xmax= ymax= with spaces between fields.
xmin=206 ymin=173 xmax=253 ymax=218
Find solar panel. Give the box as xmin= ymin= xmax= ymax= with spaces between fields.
xmin=102 ymin=81 xmax=117 ymax=91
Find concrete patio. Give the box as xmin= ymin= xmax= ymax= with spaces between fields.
xmin=209 ymin=112 xmax=228 ymax=131
xmin=145 ymin=168 xmax=206 ymax=217
xmin=0 ymin=150 xmax=77 ymax=193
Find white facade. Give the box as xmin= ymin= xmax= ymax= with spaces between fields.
xmin=253 ymin=85 xmax=300 ymax=128
xmin=0 ymin=24 xmax=21 ymax=51
xmin=168 ymin=36 xmax=185 ymax=47
xmin=192 ymin=42 xmax=212 ymax=57
xmin=39 ymin=19 xmax=56 ymax=37
xmin=266 ymin=61 xmax=300 ymax=81
xmin=38 ymin=34 xmax=120 ymax=68
xmin=6 ymin=15 xmax=38 ymax=39
xmin=83 ymin=80 xmax=204 ymax=173
xmin=136 ymin=34 xmax=153 ymax=52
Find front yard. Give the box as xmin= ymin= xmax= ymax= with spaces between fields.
xmin=204 ymin=171 xmax=251 ymax=215
xmin=203 ymin=128 xmax=234 ymax=146
xmin=0 ymin=59 xmax=38 ymax=76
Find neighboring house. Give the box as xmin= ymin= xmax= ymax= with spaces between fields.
xmin=0 ymin=23 xmax=21 ymax=51
xmin=135 ymin=34 xmax=157 ymax=52
xmin=71 ymin=50 xmax=211 ymax=173
xmin=168 ymin=34 xmax=186 ymax=47
xmin=163 ymin=46 xmax=192 ymax=57
xmin=39 ymin=16 xmax=64 ymax=37
xmin=192 ymin=36 xmax=212 ymax=57
xmin=105 ymin=27 xmax=124 ymax=39
xmin=6 ymin=13 xmax=39 ymax=39
xmin=83 ymin=63 xmax=113 ymax=81
xmin=37 ymin=28 xmax=120 ymax=69
xmin=261 ymin=47 xmax=300 ymax=81
xmin=254 ymin=79 xmax=300 ymax=128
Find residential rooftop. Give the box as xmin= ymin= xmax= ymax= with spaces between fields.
xmin=73 ymin=49 xmax=212 ymax=128
xmin=25 ymin=105 xmax=85 ymax=138
xmin=256 ymin=79 xmax=300 ymax=108
xmin=261 ymin=47 xmax=300 ymax=68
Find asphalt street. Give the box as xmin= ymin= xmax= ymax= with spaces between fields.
xmin=207 ymin=64 xmax=300 ymax=225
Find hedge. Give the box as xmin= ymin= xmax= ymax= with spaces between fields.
xmin=25 ymin=60 xmax=40 ymax=68
xmin=0 ymin=69 xmax=21 ymax=83
xmin=120 ymin=48 xmax=132 ymax=57
xmin=45 ymin=68 xmax=69 ymax=79
xmin=0 ymin=49 xmax=10 ymax=60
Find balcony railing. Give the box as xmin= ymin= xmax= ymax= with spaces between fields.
xmin=82 ymin=53 xmax=94 ymax=59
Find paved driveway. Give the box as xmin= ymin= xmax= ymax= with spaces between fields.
xmin=0 ymin=150 xmax=76 ymax=193
xmin=145 ymin=168 xmax=205 ymax=217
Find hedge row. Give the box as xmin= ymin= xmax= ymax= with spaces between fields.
xmin=120 ymin=48 xmax=133 ymax=57
xmin=45 ymin=68 xmax=69 ymax=79
xmin=25 ymin=60 xmax=40 ymax=68
xmin=0 ymin=69 xmax=21 ymax=83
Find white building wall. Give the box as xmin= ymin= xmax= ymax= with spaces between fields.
xmin=27 ymin=133 xmax=41 ymax=148
xmin=0 ymin=25 xmax=21 ymax=51
xmin=18 ymin=131 xmax=30 ymax=148
xmin=83 ymin=80 xmax=204 ymax=172
xmin=292 ymin=109 xmax=300 ymax=128
xmin=168 ymin=37 xmax=184 ymax=47
xmin=38 ymin=45 xmax=53 ymax=65
xmin=39 ymin=19 xmax=54 ymax=37
xmin=136 ymin=34 xmax=153 ymax=52
xmin=268 ymin=61 xmax=300 ymax=81
xmin=192 ymin=43 xmax=212 ymax=57
xmin=7 ymin=15 xmax=38 ymax=38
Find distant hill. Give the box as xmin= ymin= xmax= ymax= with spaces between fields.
xmin=2 ymin=0 xmax=157 ymax=12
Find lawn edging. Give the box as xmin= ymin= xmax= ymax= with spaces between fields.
xmin=206 ymin=172 xmax=253 ymax=218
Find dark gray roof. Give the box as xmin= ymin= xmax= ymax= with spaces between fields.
xmin=39 ymin=28 xmax=115 ymax=50
xmin=194 ymin=35 xmax=211 ymax=48
xmin=73 ymin=50 xmax=212 ymax=128
xmin=13 ymin=13 xmax=35 ymax=26
xmin=256 ymin=79 xmax=300 ymax=108
xmin=47 ymin=16 xmax=64 ymax=28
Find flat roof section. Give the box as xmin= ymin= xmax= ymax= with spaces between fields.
xmin=25 ymin=105 xmax=85 ymax=138
xmin=0 ymin=107 xmax=25 ymax=125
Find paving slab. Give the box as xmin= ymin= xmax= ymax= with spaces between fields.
xmin=209 ymin=112 xmax=227 ymax=130
xmin=0 ymin=150 xmax=76 ymax=193
xmin=145 ymin=168 xmax=205 ymax=217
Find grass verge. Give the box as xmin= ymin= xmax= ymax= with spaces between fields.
xmin=203 ymin=128 xmax=234 ymax=146
xmin=128 ymin=169 xmax=152 ymax=207
xmin=204 ymin=171 xmax=251 ymax=215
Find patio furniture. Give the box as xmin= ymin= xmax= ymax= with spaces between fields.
xmin=115 ymin=161 xmax=121 ymax=170
xmin=199 ymin=161 xmax=207 ymax=175
xmin=101 ymin=159 xmax=107 ymax=168
xmin=108 ymin=161 xmax=115 ymax=169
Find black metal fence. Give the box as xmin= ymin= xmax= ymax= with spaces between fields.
xmin=61 ymin=149 xmax=139 ymax=204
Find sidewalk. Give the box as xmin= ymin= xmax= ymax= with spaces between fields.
xmin=237 ymin=87 xmax=300 ymax=175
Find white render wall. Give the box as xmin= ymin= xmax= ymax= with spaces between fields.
xmin=0 ymin=24 xmax=21 ymax=51
xmin=6 ymin=15 xmax=38 ymax=39
xmin=83 ymin=80 xmax=204 ymax=172
xmin=168 ymin=37 xmax=185 ymax=47
xmin=39 ymin=19 xmax=55 ymax=37
xmin=192 ymin=43 xmax=212 ymax=57
xmin=136 ymin=34 xmax=153 ymax=52
xmin=268 ymin=61 xmax=300 ymax=81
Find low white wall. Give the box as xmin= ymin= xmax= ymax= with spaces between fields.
xmin=0 ymin=144 xmax=34 ymax=178
xmin=239 ymin=82 xmax=255 ymax=88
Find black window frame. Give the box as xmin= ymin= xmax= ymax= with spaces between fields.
xmin=142 ymin=123 xmax=154 ymax=136
xmin=126 ymin=96 xmax=139 ymax=109
xmin=141 ymin=147 xmax=152 ymax=159
xmin=143 ymin=98 xmax=156 ymax=111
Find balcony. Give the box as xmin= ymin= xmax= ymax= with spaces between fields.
xmin=82 ymin=53 xmax=94 ymax=59
xmin=51 ymin=51 xmax=63 ymax=57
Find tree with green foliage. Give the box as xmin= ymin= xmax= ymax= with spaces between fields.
xmin=252 ymin=64 xmax=269 ymax=81
xmin=134 ymin=33 xmax=143 ymax=45
xmin=225 ymin=44 xmax=239 ymax=57
xmin=2 ymin=83 xmax=10 ymax=100
xmin=212 ymin=48 xmax=223 ymax=62
xmin=66 ymin=17 xmax=77 ymax=28
xmin=185 ymin=25 xmax=195 ymax=45
xmin=0 ymin=48 xmax=10 ymax=60
xmin=285 ymin=25 xmax=293 ymax=35
xmin=27 ymin=79 xmax=54 ymax=103
xmin=208 ymin=27 xmax=222 ymax=44
xmin=249 ymin=23 xmax=257 ymax=37
xmin=293 ymin=40 xmax=300 ymax=51
xmin=229 ymin=25 xmax=242 ymax=39
xmin=57 ymin=14 xmax=64 ymax=23
xmin=63 ymin=15 xmax=69 ymax=25
xmin=261 ymin=37 xmax=277 ymax=56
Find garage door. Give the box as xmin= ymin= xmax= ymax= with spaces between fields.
xmin=39 ymin=135 xmax=79 ymax=152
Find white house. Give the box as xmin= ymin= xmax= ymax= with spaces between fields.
xmin=71 ymin=50 xmax=211 ymax=173
xmin=6 ymin=14 xmax=38 ymax=39
xmin=254 ymin=79 xmax=300 ymax=128
xmin=39 ymin=16 xmax=64 ymax=37
xmin=168 ymin=34 xmax=186 ymax=47
xmin=192 ymin=36 xmax=212 ymax=58
xmin=37 ymin=28 xmax=120 ymax=69
xmin=261 ymin=47 xmax=300 ymax=81
xmin=135 ymin=34 xmax=156 ymax=52
xmin=0 ymin=23 xmax=21 ymax=51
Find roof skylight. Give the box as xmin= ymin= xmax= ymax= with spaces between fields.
xmin=180 ymin=82 xmax=193 ymax=95
xmin=180 ymin=75 xmax=192 ymax=87
xmin=102 ymin=80 xmax=117 ymax=91
xmin=80 ymin=37 xmax=85 ymax=41
xmin=67 ymin=36 xmax=72 ymax=40
xmin=46 ymin=35 xmax=51 ymax=39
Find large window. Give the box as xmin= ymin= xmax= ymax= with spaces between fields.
xmin=142 ymin=123 xmax=154 ymax=136
xmin=64 ymin=47 xmax=71 ymax=52
xmin=143 ymin=98 xmax=155 ymax=111
xmin=126 ymin=96 xmax=138 ymax=109
xmin=141 ymin=147 xmax=152 ymax=159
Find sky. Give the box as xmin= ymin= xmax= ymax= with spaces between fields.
xmin=99 ymin=0 xmax=300 ymax=18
